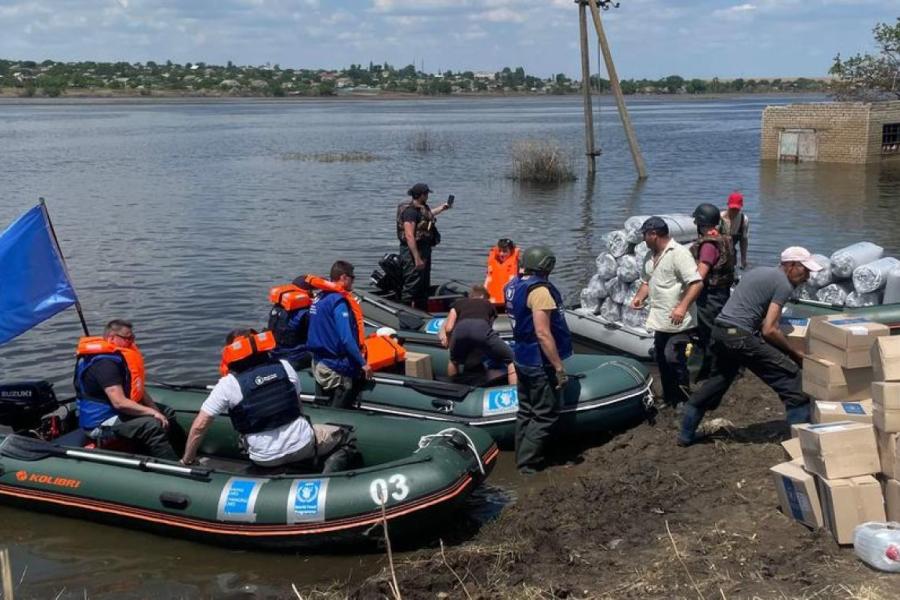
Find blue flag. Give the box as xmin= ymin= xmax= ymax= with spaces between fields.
xmin=0 ymin=204 xmax=78 ymax=345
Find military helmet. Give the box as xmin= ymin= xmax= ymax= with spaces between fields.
xmin=692 ymin=203 xmax=721 ymax=229
xmin=521 ymin=246 xmax=556 ymax=274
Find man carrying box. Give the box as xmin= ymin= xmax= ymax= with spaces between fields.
xmin=678 ymin=247 xmax=822 ymax=446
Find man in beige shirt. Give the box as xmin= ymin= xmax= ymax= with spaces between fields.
xmin=631 ymin=217 xmax=703 ymax=408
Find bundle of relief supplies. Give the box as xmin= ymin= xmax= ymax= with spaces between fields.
xmin=792 ymin=242 xmax=900 ymax=307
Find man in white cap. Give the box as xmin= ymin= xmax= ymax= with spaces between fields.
xmin=678 ymin=247 xmax=822 ymax=446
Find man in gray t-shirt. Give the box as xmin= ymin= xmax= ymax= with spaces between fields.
xmin=678 ymin=247 xmax=822 ymax=446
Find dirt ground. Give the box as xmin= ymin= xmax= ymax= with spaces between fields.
xmin=333 ymin=375 xmax=897 ymax=599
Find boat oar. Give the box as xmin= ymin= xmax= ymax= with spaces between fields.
xmin=371 ymin=375 xmax=473 ymax=400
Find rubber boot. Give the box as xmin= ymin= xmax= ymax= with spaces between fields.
xmin=677 ymin=404 xmax=705 ymax=447
xmin=785 ymin=403 xmax=811 ymax=425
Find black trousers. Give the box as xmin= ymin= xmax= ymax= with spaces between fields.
xmin=399 ymin=244 xmax=432 ymax=308
xmin=654 ymin=330 xmax=695 ymax=407
xmin=514 ymin=364 xmax=562 ymax=470
xmin=695 ymin=287 xmax=730 ymax=381
xmin=111 ymin=403 xmax=185 ymax=460
xmin=688 ymin=325 xmax=808 ymax=413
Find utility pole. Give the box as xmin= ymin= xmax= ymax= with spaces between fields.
xmin=578 ymin=0 xmax=648 ymax=180
xmin=579 ymin=0 xmax=598 ymax=175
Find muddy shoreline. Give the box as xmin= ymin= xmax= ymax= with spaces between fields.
xmin=326 ymin=376 xmax=893 ymax=599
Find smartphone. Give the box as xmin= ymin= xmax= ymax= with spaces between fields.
xmin=447 ymin=194 xmax=455 ymax=207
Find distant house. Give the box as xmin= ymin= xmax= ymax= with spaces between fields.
xmin=761 ymin=101 xmax=900 ymax=164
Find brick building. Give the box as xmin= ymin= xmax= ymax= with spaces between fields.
xmin=760 ymin=101 xmax=900 ymax=164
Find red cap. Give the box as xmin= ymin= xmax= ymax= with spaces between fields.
xmin=727 ymin=192 xmax=744 ymax=209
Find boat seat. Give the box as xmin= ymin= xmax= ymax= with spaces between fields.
xmin=435 ymin=369 xmax=509 ymax=389
xmin=54 ymin=428 xmax=89 ymax=448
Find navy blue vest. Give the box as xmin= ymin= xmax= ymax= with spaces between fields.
xmin=504 ymin=275 xmax=573 ymax=368
xmin=230 ymin=362 xmax=302 ymax=435
xmin=74 ymin=354 xmax=126 ymax=430
xmin=268 ymin=304 xmax=310 ymax=359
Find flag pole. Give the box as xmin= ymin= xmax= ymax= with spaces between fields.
xmin=39 ymin=197 xmax=90 ymax=336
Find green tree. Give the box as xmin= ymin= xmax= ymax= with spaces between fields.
xmin=831 ymin=18 xmax=900 ymax=100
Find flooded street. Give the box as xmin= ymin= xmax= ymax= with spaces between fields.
xmin=1 ymin=94 xmax=899 ymax=597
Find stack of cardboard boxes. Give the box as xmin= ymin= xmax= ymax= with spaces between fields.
xmin=771 ymin=314 xmax=900 ymax=544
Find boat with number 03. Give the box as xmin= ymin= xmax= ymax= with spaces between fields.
xmin=0 ymin=382 xmax=497 ymax=551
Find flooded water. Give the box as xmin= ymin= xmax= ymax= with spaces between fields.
xmin=1 ymin=94 xmax=899 ymax=596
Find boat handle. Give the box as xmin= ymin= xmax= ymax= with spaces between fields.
xmin=431 ymin=398 xmax=454 ymax=412
xmin=159 ymin=492 xmax=191 ymax=510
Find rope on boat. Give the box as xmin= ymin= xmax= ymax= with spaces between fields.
xmin=416 ymin=428 xmax=486 ymax=476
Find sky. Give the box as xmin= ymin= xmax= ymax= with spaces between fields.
xmin=0 ymin=0 xmax=897 ymax=79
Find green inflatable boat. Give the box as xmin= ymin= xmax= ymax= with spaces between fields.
xmin=785 ymin=299 xmax=900 ymax=332
xmin=301 ymin=341 xmax=653 ymax=448
xmin=0 ymin=383 xmax=498 ymax=551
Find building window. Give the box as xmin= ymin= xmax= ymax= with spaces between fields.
xmin=882 ymin=123 xmax=900 ymax=154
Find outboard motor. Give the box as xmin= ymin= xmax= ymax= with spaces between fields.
xmin=370 ymin=252 xmax=405 ymax=298
xmin=0 ymin=381 xmax=60 ymax=433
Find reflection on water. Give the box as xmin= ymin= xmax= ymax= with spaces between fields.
xmin=1 ymin=95 xmax=899 ymax=595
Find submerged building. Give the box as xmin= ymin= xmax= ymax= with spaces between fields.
xmin=761 ymin=101 xmax=900 ymax=164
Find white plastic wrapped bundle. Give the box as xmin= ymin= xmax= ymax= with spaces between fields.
xmin=580 ymin=288 xmax=601 ymax=313
xmin=884 ymin=269 xmax=900 ymax=304
xmin=588 ymin=273 xmax=608 ymax=298
xmin=622 ymin=306 xmax=649 ymax=331
xmin=605 ymin=229 xmax=632 ymax=258
xmin=808 ymin=254 xmax=833 ymax=288
xmin=595 ymin=253 xmax=618 ymax=279
xmin=633 ymin=241 xmax=649 ymax=261
xmin=624 ymin=214 xmax=696 ymax=244
xmin=599 ymin=298 xmax=622 ymax=323
xmin=852 ymin=257 xmax=900 ymax=293
xmin=616 ymin=254 xmax=641 ymax=283
xmin=608 ymin=278 xmax=628 ymax=304
xmin=792 ymin=283 xmax=819 ymax=301
xmin=830 ymin=242 xmax=884 ymax=279
xmin=623 ymin=280 xmax=643 ymax=306
xmin=846 ymin=290 xmax=883 ymax=308
xmin=853 ymin=522 xmax=900 ymax=573
xmin=816 ymin=282 xmax=852 ymax=305
xmin=624 ymin=216 xmax=651 ymax=243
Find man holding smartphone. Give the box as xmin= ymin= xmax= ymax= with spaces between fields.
xmin=395 ymin=183 xmax=453 ymax=309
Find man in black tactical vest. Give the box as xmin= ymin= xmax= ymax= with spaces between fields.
xmin=396 ymin=183 xmax=452 ymax=309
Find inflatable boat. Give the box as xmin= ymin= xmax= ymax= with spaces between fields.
xmin=564 ymin=305 xmax=655 ymax=360
xmin=784 ymin=299 xmax=900 ymax=332
xmin=0 ymin=382 xmax=498 ymax=551
xmin=301 ymin=342 xmax=653 ymax=448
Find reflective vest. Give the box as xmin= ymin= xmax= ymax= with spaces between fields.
xmin=690 ymin=232 xmax=736 ymax=289
xmin=485 ymin=247 xmax=520 ymax=305
xmin=396 ymin=201 xmax=438 ymax=246
xmin=267 ymin=284 xmax=312 ymax=352
xmin=306 ymin=276 xmax=367 ymax=375
xmin=229 ymin=361 xmax=302 ymax=435
xmin=504 ymin=276 xmax=574 ymax=368
xmin=73 ymin=337 xmax=146 ymax=430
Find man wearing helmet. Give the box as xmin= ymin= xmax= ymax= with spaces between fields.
xmin=690 ymin=203 xmax=736 ymax=381
xmin=504 ymin=246 xmax=574 ymax=475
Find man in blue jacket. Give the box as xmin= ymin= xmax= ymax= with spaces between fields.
xmin=307 ymin=261 xmax=373 ymax=409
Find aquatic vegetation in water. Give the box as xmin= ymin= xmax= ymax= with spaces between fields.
xmin=509 ymin=139 xmax=576 ymax=184
xmin=407 ymin=129 xmax=454 ymax=153
xmin=281 ymin=151 xmax=380 ymax=162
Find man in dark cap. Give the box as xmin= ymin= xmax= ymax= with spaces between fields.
xmin=630 ymin=216 xmax=703 ymax=409
xmin=396 ymin=183 xmax=452 ymax=308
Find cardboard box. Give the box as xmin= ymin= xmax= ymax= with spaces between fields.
xmin=809 ymin=315 xmax=890 ymax=351
xmin=876 ymin=430 xmax=900 ymax=478
xmin=781 ymin=437 xmax=803 ymax=460
xmin=813 ymin=400 xmax=873 ymax=425
xmin=770 ymin=459 xmax=824 ymax=529
xmin=874 ymin=407 xmax=900 ymax=433
xmin=871 ymin=336 xmax=900 ymax=382
xmin=816 ymin=475 xmax=885 ymax=544
xmin=796 ymin=422 xmax=880 ymax=479
xmin=872 ymin=382 xmax=900 ymax=410
xmin=885 ymin=479 xmax=900 ymax=522
xmin=809 ymin=338 xmax=874 ymax=370
xmin=780 ymin=316 xmax=810 ymax=355
xmin=404 ymin=352 xmax=433 ymax=380
xmin=802 ymin=356 xmax=872 ymax=401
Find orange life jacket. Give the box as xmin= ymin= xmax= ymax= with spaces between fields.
xmin=485 ymin=247 xmax=521 ymax=305
xmin=305 ymin=275 xmax=366 ymax=353
xmin=219 ymin=330 xmax=277 ymax=376
xmin=364 ymin=334 xmax=407 ymax=371
xmin=75 ymin=337 xmax=146 ymax=403
xmin=268 ymin=284 xmax=312 ymax=311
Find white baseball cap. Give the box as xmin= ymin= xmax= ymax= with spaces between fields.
xmin=780 ymin=246 xmax=822 ymax=272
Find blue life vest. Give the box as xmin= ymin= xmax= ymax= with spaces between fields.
xmin=307 ymin=291 xmax=361 ymax=376
xmin=504 ymin=275 xmax=574 ymax=368
xmin=229 ymin=361 xmax=302 ymax=435
xmin=74 ymin=354 xmax=126 ymax=430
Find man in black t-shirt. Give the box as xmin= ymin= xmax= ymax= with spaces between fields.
xmin=438 ymin=285 xmax=516 ymax=384
xmin=396 ymin=183 xmax=452 ymax=308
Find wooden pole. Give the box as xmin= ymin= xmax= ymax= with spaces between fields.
xmin=586 ymin=0 xmax=648 ymax=179
xmin=578 ymin=1 xmax=597 ymax=175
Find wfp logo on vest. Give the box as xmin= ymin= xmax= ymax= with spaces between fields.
xmin=254 ymin=373 xmax=278 ymax=386
xmin=293 ymin=479 xmax=323 ymax=517
xmin=425 ymin=318 xmax=445 ymax=334
xmin=484 ymin=387 xmax=519 ymax=415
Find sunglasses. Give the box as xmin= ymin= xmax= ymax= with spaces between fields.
xmin=113 ymin=331 xmax=135 ymax=342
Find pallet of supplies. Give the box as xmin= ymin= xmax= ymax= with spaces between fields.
xmin=812 ymin=400 xmax=873 ymax=425
xmin=816 ymin=475 xmax=885 ymax=545
xmin=795 ymin=422 xmax=880 ymax=480
xmin=802 ymin=355 xmax=873 ymax=402
xmin=770 ymin=459 xmax=824 ymax=529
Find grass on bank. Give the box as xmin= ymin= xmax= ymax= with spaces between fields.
xmin=509 ymin=139 xmax=576 ymax=184
xmin=281 ymin=151 xmax=380 ymax=162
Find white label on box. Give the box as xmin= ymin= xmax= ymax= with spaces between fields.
xmin=807 ymin=423 xmax=852 ymax=432
xmin=848 ymin=326 xmax=870 ymax=336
